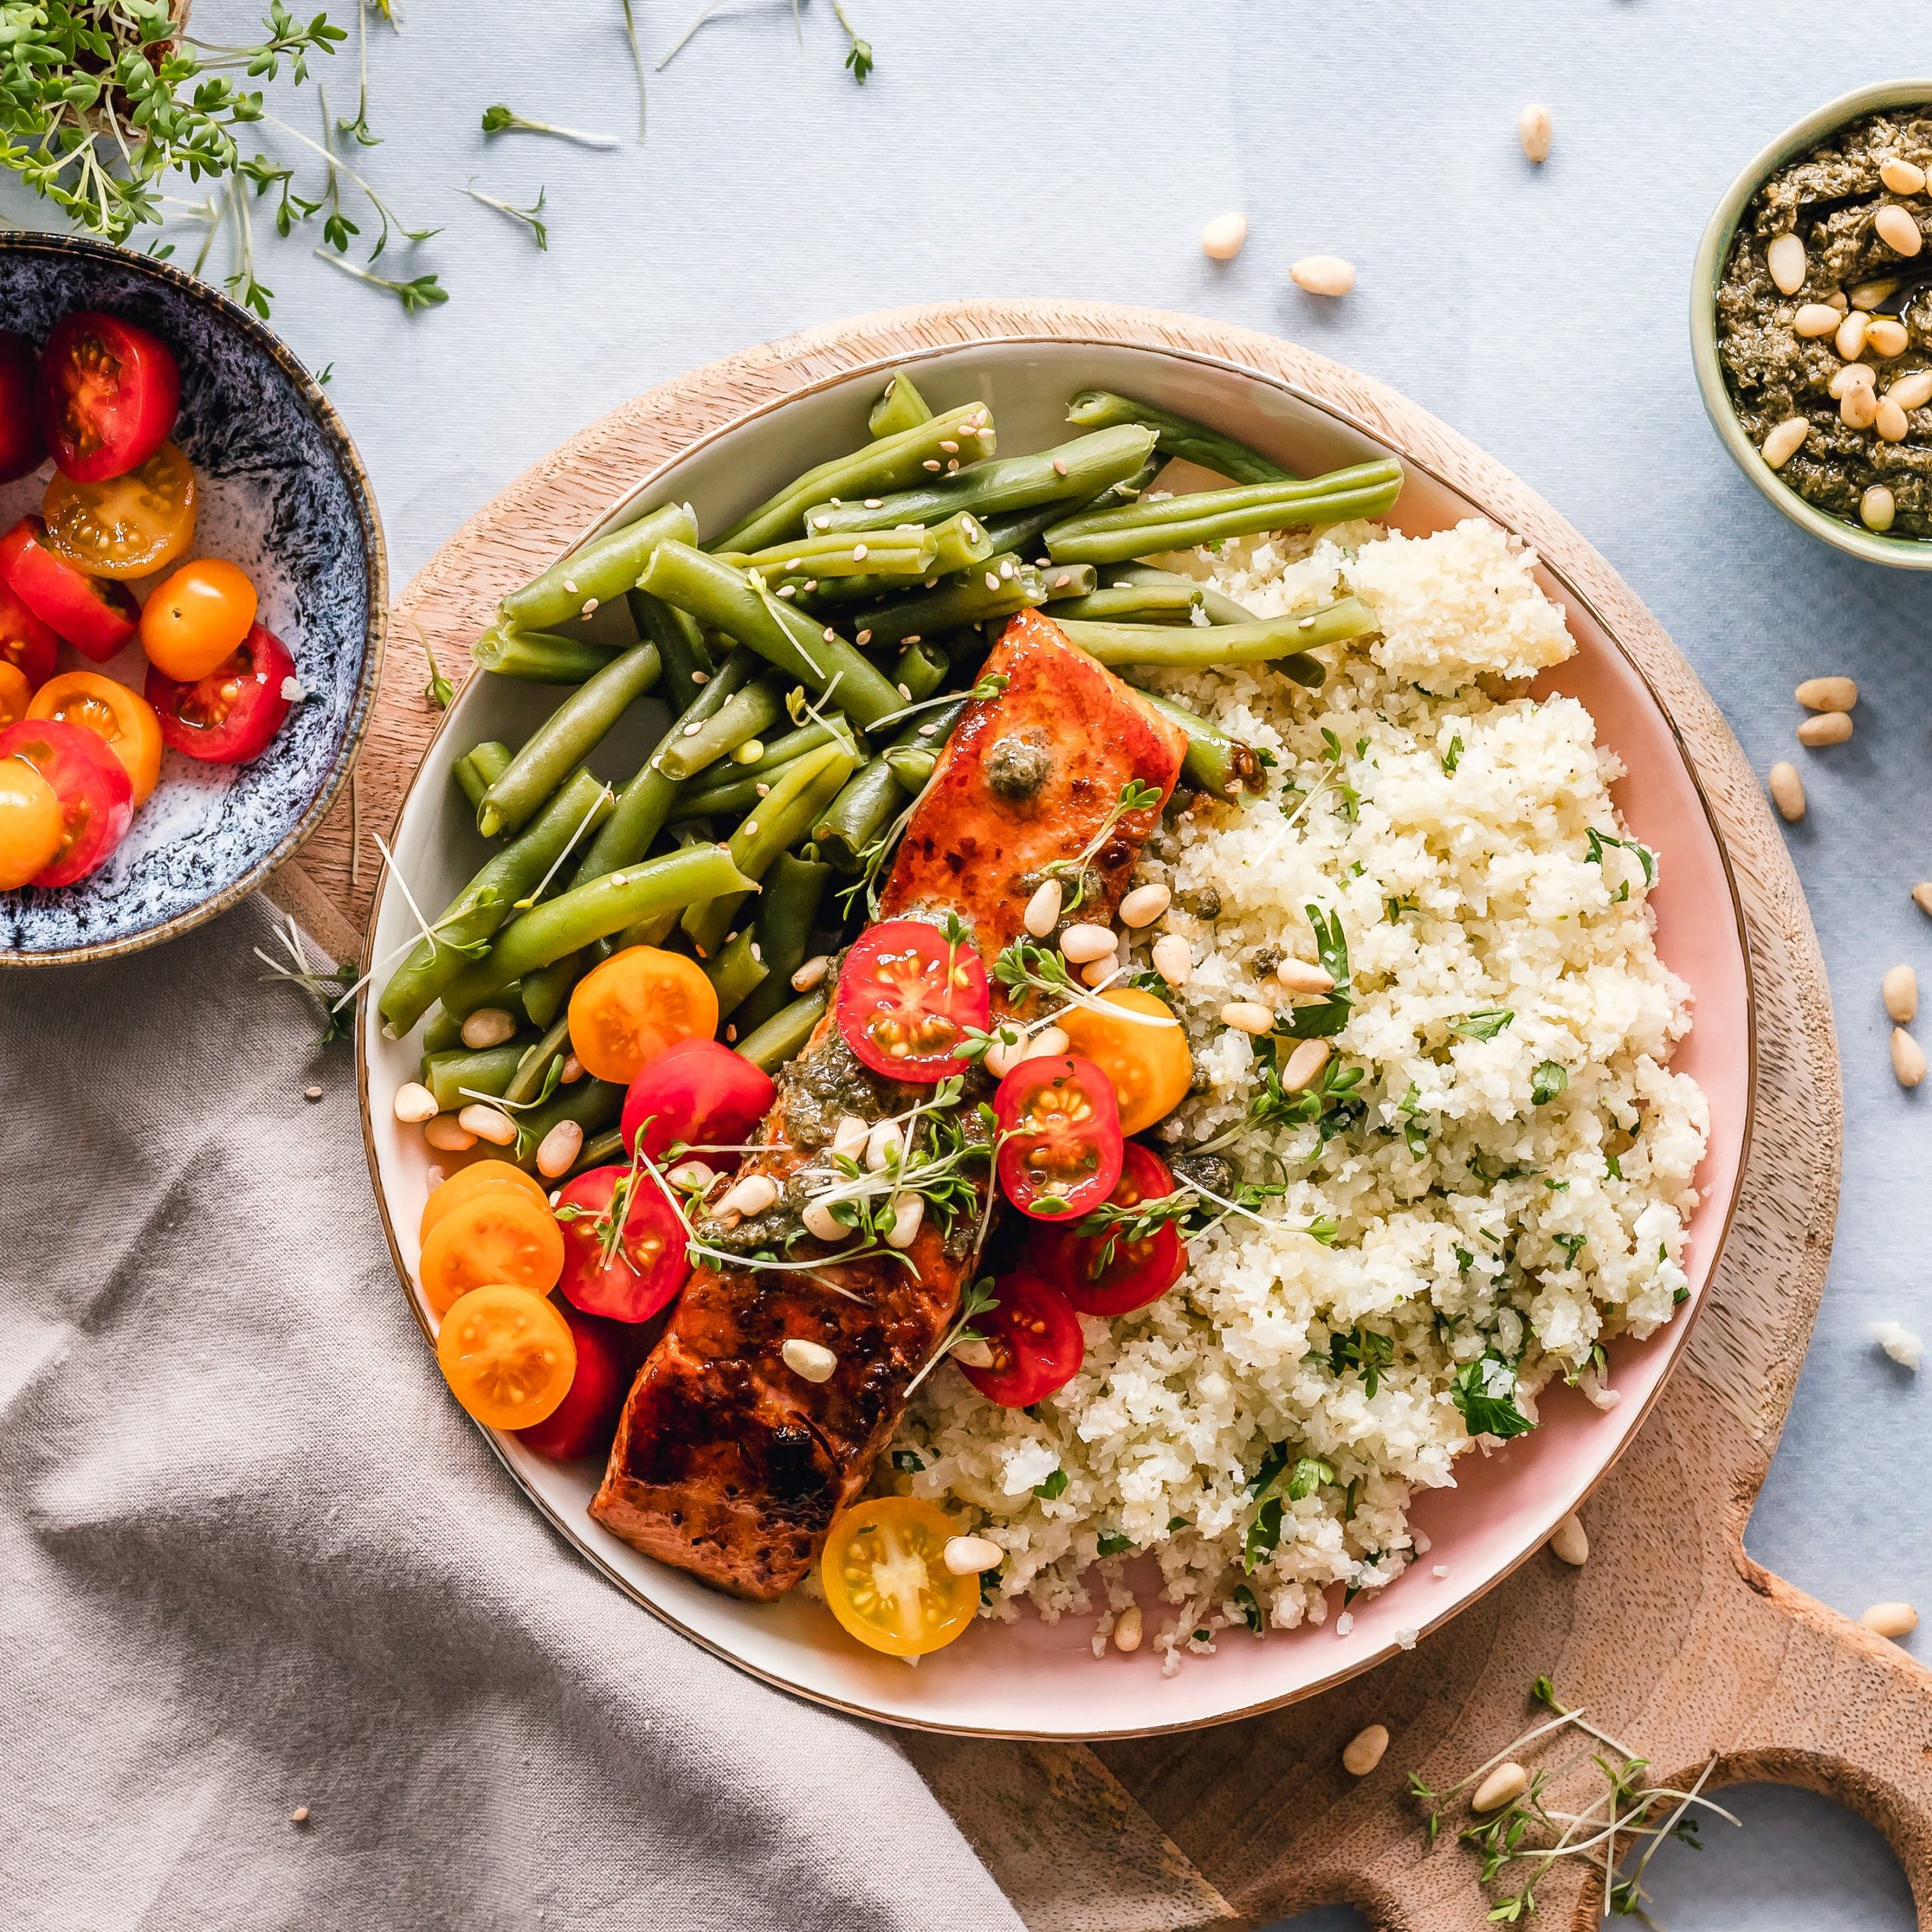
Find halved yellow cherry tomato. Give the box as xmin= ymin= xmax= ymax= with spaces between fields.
xmin=820 ymin=1496 xmax=980 ymax=1658
xmin=0 ymin=754 xmax=63 ymax=889
xmin=435 ymin=1283 xmax=576 ymax=1430
xmin=1058 ymin=986 xmax=1193 ymax=1136
xmin=419 ymin=1186 xmax=565 ymax=1317
xmin=0 ymin=661 xmax=30 ymax=726
xmin=420 ymin=1158 xmax=549 ymax=1244
xmin=568 ymin=944 xmax=718 ymax=1084
xmin=140 ymin=557 xmax=259 ymax=681
xmin=42 ymin=441 xmax=198 ymax=580
xmin=28 ymin=669 xmax=164 ymax=804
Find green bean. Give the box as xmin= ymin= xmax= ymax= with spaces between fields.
xmin=477 ymin=640 xmax=662 ymax=839
xmin=884 ymin=745 xmax=935 ymax=789
xmin=422 ymin=1004 xmax=467 ymax=1056
xmin=681 ymin=739 xmax=857 ymax=957
xmin=504 ymin=1010 xmax=574 ymax=1108
xmin=1057 ymin=597 xmax=1377 ymax=678
xmin=1042 ymin=461 xmax=1404 ymax=565
xmin=654 ymin=672 xmax=788 ymax=783
xmin=500 ymin=500 xmax=699 ymax=633
xmin=729 ymin=528 xmax=937 ymax=580
xmin=439 ymin=844 xmax=758 ymax=1016
xmin=869 ymin=371 xmax=933 ymax=439
xmin=614 ymin=906 xmax=680 ymax=952
xmin=453 ymin=740 xmax=513 ymax=811
xmin=472 ymin=627 xmax=624 ymax=685
xmin=571 ymin=649 xmax=758 ymax=890
xmin=791 ymin=511 xmax=998 ymax=609
xmin=734 ymin=854 xmax=831 ymax=1034
xmin=735 ymin=988 xmax=827 ymax=1073
xmin=814 ymin=755 xmax=905 ymax=872
xmin=630 ymin=589 xmax=712 ymax=717
xmin=868 ymin=691 xmax=971 ymax=746
xmin=890 ymin=639 xmax=949 ymax=704
xmin=703 ymin=924 xmax=769 ymax=1021
xmin=1078 ymin=563 xmax=1254 ymax=625
xmin=422 ymin=1044 xmax=528 ymax=1113
xmin=803 ymin=425 xmax=1158 ymax=540
xmin=570 ymin=1125 xmax=626 ymax=1175
xmin=1137 ymin=689 xmax=1267 ymax=797
xmin=978 ymin=458 xmax=1157 ymax=559
xmin=1029 ymin=561 xmax=1097 ymax=602
xmin=1065 ymin=389 xmax=1294 ymax=485
xmin=520 ymin=954 xmax=583 ymax=1030
xmin=839 ymin=553 xmax=1044 ymax=651
xmin=378 ymin=768 xmax=617 ymax=1037
xmin=712 ymin=402 xmax=995 ymax=553
xmin=637 ymin=541 xmax=905 ymax=729
xmin=672 ymin=740 xmax=825 ymax=820
xmin=1048 ymin=574 xmax=1254 ymax=626
xmin=512 ymin=1077 xmax=624 ymax=1172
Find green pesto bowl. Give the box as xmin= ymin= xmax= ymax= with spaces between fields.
xmin=1692 ymin=79 xmax=1932 ymax=571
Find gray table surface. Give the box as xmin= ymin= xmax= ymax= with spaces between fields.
xmin=45 ymin=0 xmax=1932 ymax=1919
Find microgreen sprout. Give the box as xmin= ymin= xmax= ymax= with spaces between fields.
xmin=313 ymin=248 xmax=448 ymax=311
xmin=466 ymin=179 xmax=549 ymax=249
xmin=512 ymin=783 xmax=611 ymax=910
xmin=831 ymin=0 xmax=872 ymax=81
xmin=618 ymin=0 xmax=648 ymax=137
xmin=905 ymin=1274 xmax=999 ymax=1400
xmin=1041 ymin=778 xmax=1163 ymax=913
xmin=419 ymin=629 xmax=453 ymax=708
xmin=866 ymin=671 xmax=1005 ymax=735
xmin=480 ymin=103 xmax=618 ymax=149
xmin=253 ymin=915 xmax=358 ymax=1044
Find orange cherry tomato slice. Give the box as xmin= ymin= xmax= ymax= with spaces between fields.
xmin=42 ymin=441 xmax=196 ymax=581
xmin=1057 ymin=986 xmax=1193 ymax=1137
xmin=567 ymin=945 xmax=718 ymax=1084
xmin=140 ymin=557 xmax=259 ymax=681
xmin=0 ymin=662 xmax=31 ymax=727
xmin=0 ymin=714 xmax=133 ymax=887
xmin=418 ymin=1186 xmax=565 ymax=1317
xmin=419 ymin=1158 xmax=549 ymax=1243
xmin=820 ymin=1497 xmax=980 ymax=1657
xmin=435 ymin=1284 xmax=576 ymax=1431
xmin=28 ymin=669 xmax=165 ymax=804
xmin=0 ymin=753 xmax=63 ymax=889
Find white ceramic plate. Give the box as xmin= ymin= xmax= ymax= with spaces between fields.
xmin=360 ymin=337 xmax=1752 ymax=1740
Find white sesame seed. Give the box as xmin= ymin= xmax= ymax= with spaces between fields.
xmin=777 ymin=584 xmax=797 ymax=598
xmin=743 ymin=821 xmax=759 ymax=838
xmin=852 ymin=543 xmax=869 ymax=561
xmin=562 ymin=580 xmax=578 ymax=595
xmin=984 ymin=571 xmax=1000 ymax=590
xmin=856 ymin=629 xmax=872 ymax=645
xmin=903 ymin=633 xmax=921 ymax=645
xmin=1052 ymin=457 xmax=1068 ymax=475
xmin=923 ymin=459 xmax=941 ymax=472
xmin=940 ymin=439 xmax=958 ymax=453
xmin=864 ymin=497 xmax=883 ymax=509
xmin=898 ymin=682 xmax=912 ymax=699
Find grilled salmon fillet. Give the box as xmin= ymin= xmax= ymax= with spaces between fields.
xmin=589 ymin=609 xmax=1189 ymax=1598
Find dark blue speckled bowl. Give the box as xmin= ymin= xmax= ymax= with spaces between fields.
xmin=0 ymin=233 xmax=386 ymax=966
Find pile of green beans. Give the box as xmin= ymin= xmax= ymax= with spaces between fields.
xmin=380 ymin=377 xmax=1404 ymax=1160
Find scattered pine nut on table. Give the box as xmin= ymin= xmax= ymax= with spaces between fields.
xmin=1767 ymin=761 xmax=1805 ymax=823
xmin=1794 ymin=675 xmax=1857 ymax=712
xmin=1343 ymin=1724 xmax=1390 ymax=1775
xmin=1883 ymin=964 xmax=1918 ymax=1025
xmin=1796 ymin=712 xmax=1853 ymax=748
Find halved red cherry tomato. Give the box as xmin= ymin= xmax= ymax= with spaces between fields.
xmin=0 ymin=331 xmax=46 ymax=483
xmin=42 ymin=441 xmax=197 ymax=581
xmin=1 ymin=518 xmax=139 ymax=661
xmin=1042 ymin=1142 xmax=1186 ymax=1317
xmin=554 ymin=1163 xmax=691 ymax=1323
xmin=958 ymin=1268 xmax=1085 ymax=1408
xmin=513 ymin=1300 xmax=640 ymax=1461
xmin=992 ymin=1054 xmax=1124 ymax=1222
xmin=0 ymin=580 xmax=57 ymax=691
xmin=621 ymin=1036 xmax=777 ymax=1164
xmin=140 ymin=557 xmax=257 ymax=681
xmin=0 ymin=715 xmax=133 ymax=887
xmin=835 ymin=916 xmax=991 ymax=1083
xmin=145 ymin=621 xmax=294 ymax=764
xmin=38 ymin=311 xmax=180 ymax=484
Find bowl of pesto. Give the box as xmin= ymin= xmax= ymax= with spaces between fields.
xmin=1694 ymin=81 xmax=1932 ymax=568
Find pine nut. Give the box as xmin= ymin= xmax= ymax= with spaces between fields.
xmin=1201 ymin=212 xmax=1247 ymax=261
xmin=832 ymin=1115 xmax=869 ymax=1160
xmin=460 ymin=1007 xmax=518 ymax=1050
xmin=1081 ymin=958 xmax=1116 ymax=987
xmin=790 ymin=954 xmax=830 ymax=992
xmin=1277 ymin=957 xmax=1337 ymax=995
xmin=1841 ymin=384 xmax=1879 ymax=430
xmin=1835 ymin=309 xmax=1869 ymax=359
xmin=423 ymin=1114 xmax=477 ymax=1152
xmin=1343 ymin=1723 xmax=1389 ymax=1775
xmin=1024 ymin=878 xmax=1064 ymax=937
xmin=1862 ymin=485 xmax=1897 ymax=532
xmin=1887 ymin=370 xmax=1932 ymax=411
xmin=1828 ymin=290 xmax=1850 ymax=311
xmin=1761 ymin=417 xmax=1810 ymax=467
xmin=1221 ymin=1001 xmax=1276 ymax=1035
xmin=1861 ymin=1599 xmax=1919 ymax=1638
xmin=1518 ymin=103 xmax=1551 ymax=164
xmin=1882 ymin=156 xmax=1928 ymax=195
xmin=1024 ymin=1025 xmax=1070 ymax=1063
xmin=1291 ymin=254 xmax=1356 ymax=297
xmin=458 ymin=1103 xmax=517 ymax=1146
xmin=392 ymin=1081 xmax=438 ymax=1124
xmin=1119 ymin=883 xmax=1172 ymax=928
xmin=1884 ymin=965 xmax=1919 ymax=1024
xmin=1894 ymin=1029 xmax=1927 ymax=1090
xmin=1113 ymin=1604 xmax=1143 ymax=1653
xmin=1767 ymin=761 xmax=1806 ymax=823
xmin=1867 ymin=315 xmax=1912 ymax=358
xmin=1795 ymin=675 xmax=1857 ymax=712
xmin=884 ymin=1194 xmax=924 ymax=1250
xmin=866 ymin=1121 xmax=902 ymax=1171
xmin=1283 ymin=1038 xmax=1331 ymax=1093
xmin=1549 ymin=1512 xmax=1589 ymax=1565
xmin=1851 ymin=275 xmax=1901 ymax=309
xmin=983 ymin=1026 xmax=1030 ymax=1078
xmin=1829 ymin=362 xmax=1876 ymax=398
xmin=952 ymin=1337 xmax=995 ymax=1369
xmin=536 ymin=1119 xmax=583 ymax=1178
xmin=720 ymin=1172 xmax=779 ymax=1217
xmin=1152 ymin=934 xmax=1192 ymax=985
xmin=1061 ymin=922 xmax=1117 ymax=963
xmin=801 ymin=1199 xmax=846 ymax=1243
xmin=944 ymin=1534 xmax=1004 ymax=1574
xmin=1798 ymin=712 xmax=1853 ymax=747
xmin=559 ymin=1053 xmax=584 ymax=1084
xmin=1792 ymin=303 xmax=1840 ymax=337
xmin=1876 ymin=204 xmax=1923 ymax=257
xmin=1766 ymin=232 xmax=1806 ymax=294
xmin=1878 ymin=396 xmax=1910 ymax=441
xmin=1915 ymin=884 xmax=1932 ymax=918
xmin=1473 ymin=1762 xmax=1530 ymax=1812
xmin=781 ymin=1337 xmax=837 ymax=1383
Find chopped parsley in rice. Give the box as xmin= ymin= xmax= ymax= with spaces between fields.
xmin=887 ymin=517 xmax=1709 ymax=1672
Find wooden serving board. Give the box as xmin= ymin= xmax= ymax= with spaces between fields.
xmin=273 ymin=302 xmax=1930 ymax=1931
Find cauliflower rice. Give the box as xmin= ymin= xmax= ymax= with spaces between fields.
xmin=886 ymin=515 xmax=1709 ymax=1670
